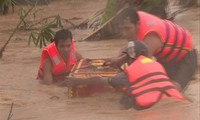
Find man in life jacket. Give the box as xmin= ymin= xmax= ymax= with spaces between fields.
xmin=37 ymin=29 xmax=82 ymax=84
xmin=65 ymin=41 xmax=184 ymax=110
xmin=107 ymin=8 xmax=198 ymax=91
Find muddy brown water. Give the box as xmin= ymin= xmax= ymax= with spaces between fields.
xmin=0 ymin=0 xmax=199 ymax=120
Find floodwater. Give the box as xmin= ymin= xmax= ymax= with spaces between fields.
xmin=0 ymin=0 xmax=199 ymax=120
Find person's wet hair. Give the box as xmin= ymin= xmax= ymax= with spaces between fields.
xmin=54 ymin=29 xmax=72 ymax=46
xmin=114 ymin=8 xmax=139 ymax=24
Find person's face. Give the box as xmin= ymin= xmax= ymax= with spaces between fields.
xmin=56 ymin=39 xmax=72 ymax=58
xmin=118 ymin=17 xmax=138 ymax=41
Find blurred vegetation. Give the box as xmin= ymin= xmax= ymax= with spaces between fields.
xmin=14 ymin=0 xmax=50 ymax=5
xmin=1 ymin=0 xmax=199 ymax=54
xmin=0 ymin=0 xmax=51 ymax=15
xmin=176 ymin=0 xmax=199 ymax=7
xmin=0 ymin=0 xmax=38 ymax=58
xmin=28 ymin=15 xmax=63 ymax=48
xmin=0 ymin=0 xmax=64 ymax=50
xmin=100 ymin=0 xmax=120 ymax=25
xmin=0 ymin=0 xmax=15 ymax=15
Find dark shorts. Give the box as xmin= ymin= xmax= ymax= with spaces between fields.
xmin=158 ymin=49 xmax=198 ymax=90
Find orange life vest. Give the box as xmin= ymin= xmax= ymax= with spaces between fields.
xmin=37 ymin=40 xmax=77 ymax=80
xmin=136 ymin=11 xmax=192 ymax=62
xmin=125 ymin=56 xmax=184 ymax=108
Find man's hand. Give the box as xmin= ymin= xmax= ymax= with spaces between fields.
xmin=104 ymin=54 xmax=128 ymax=69
xmin=109 ymin=58 xmax=121 ymax=68
xmin=103 ymin=59 xmax=119 ymax=68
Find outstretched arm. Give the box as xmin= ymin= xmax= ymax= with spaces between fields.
xmin=104 ymin=53 xmax=129 ymax=69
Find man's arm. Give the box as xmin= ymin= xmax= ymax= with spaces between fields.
xmin=104 ymin=53 xmax=129 ymax=69
xmin=143 ymin=32 xmax=163 ymax=57
xmin=118 ymin=46 xmax=128 ymax=57
xmin=106 ymin=33 xmax=163 ymax=67
xmin=40 ymin=57 xmax=54 ymax=85
xmin=110 ymin=53 xmax=129 ymax=68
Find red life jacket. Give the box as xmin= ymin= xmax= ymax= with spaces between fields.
xmin=125 ymin=56 xmax=184 ymax=108
xmin=136 ymin=11 xmax=192 ymax=62
xmin=37 ymin=39 xmax=77 ymax=80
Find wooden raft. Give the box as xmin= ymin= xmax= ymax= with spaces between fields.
xmin=67 ymin=58 xmax=120 ymax=98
